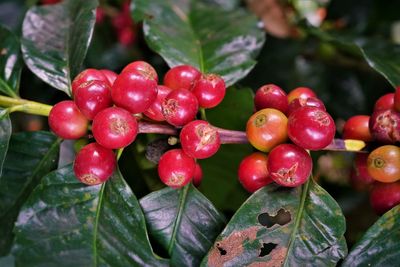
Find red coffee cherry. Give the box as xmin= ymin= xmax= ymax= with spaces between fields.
xmin=288 ymin=107 xmax=335 ymax=150
xmin=180 ymin=120 xmax=221 ymax=159
xmin=191 ymin=74 xmax=226 ymax=108
xmin=111 ymin=71 xmax=158 ymax=114
xmin=100 ymin=69 xmax=118 ymax=86
xmin=246 ymin=108 xmax=288 ymax=152
xmin=71 ymin=69 xmax=109 ymax=95
xmin=286 ymin=97 xmax=326 ymax=117
xmin=74 ymin=80 xmax=113 ymax=120
xmin=287 ymin=87 xmax=316 ymax=103
xmin=121 ymin=60 xmax=158 ymax=82
xmin=370 ymin=181 xmax=400 ymax=215
xmin=164 ymin=65 xmax=201 ymax=91
xmin=238 ymin=152 xmax=272 ymax=193
xmin=374 ymin=93 xmax=394 ymax=111
xmin=158 ymin=149 xmax=196 ymax=188
xmin=254 ymin=84 xmax=288 ymax=114
xmin=343 ymin=115 xmax=373 ymax=142
xmin=48 ymin=100 xmax=88 ymax=139
xmin=350 ymin=153 xmax=375 ymax=191
xmin=192 ymin=163 xmax=203 ymax=187
xmin=267 ymin=144 xmax=312 ymax=187
xmin=162 ymin=89 xmax=199 ymax=126
xmin=367 ymin=145 xmax=400 ymax=183
xmin=73 ymin=142 xmax=116 ymax=185
xmin=369 ymin=109 xmax=400 ymax=144
xmin=144 ymin=85 xmax=172 ymax=121
xmin=118 ymin=27 xmax=136 ymax=46
xmin=92 ymin=107 xmax=138 ymax=149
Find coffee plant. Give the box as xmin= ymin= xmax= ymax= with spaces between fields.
xmin=0 ymin=0 xmax=399 ymax=266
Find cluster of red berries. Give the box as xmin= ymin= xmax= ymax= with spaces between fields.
xmin=99 ymin=0 xmax=137 ymax=46
xmin=344 ymin=88 xmax=400 ymax=214
xmin=48 ymin=61 xmax=226 ymax=187
xmin=41 ymin=0 xmax=136 ymax=47
xmin=156 ymin=69 xmax=226 ymax=188
xmin=239 ymin=85 xmax=336 ymax=192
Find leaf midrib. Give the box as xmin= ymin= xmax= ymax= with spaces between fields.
xmin=282 ymin=178 xmax=311 ymax=267
xmin=168 ymin=184 xmax=190 ymax=255
xmin=169 ymin=3 xmax=205 ymax=72
xmin=93 ymin=183 xmax=105 ymax=267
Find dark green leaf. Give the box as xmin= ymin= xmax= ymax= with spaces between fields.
xmin=0 ymin=131 xmax=59 ymax=255
xmin=0 ymin=25 xmax=21 ymax=97
xmin=207 ymin=87 xmax=253 ymax=130
xmin=140 ymin=184 xmax=225 ymax=267
xmin=200 ymin=144 xmax=252 ymax=212
xmin=132 ymin=1 xmax=265 ymax=86
xmin=201 ymin=179 xmax=347 ymax=266
xmin=0 ymin=111 xmax=11 ymax=178
xmin=342 ymin=205 xmax=400 ymax=266
xmin=0 ymin=254 xmax=14 ymax=267
xmin=13 ymin=165 xmax=168 ymax=266
xmin=21 ymin=0 xmax=98 ymax=96
xmin=359 ymin=42 xmax=400 ymax=88
xmin=308 ymin=27 xmax=400 ymax=88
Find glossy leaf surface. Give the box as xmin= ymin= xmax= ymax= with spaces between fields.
xmin=131 ymin=0 xmax=265 ymax=86
xmin=0 ymin=25 xmax=21 ymax=97
xmin=342 ymin=205 xmax=400 ymax=267
xmin=0 ymin=131 xmax=59 ymax=255
xmin=140 ymin=184 xmax=225 ymax=267
xmin=308 ymin=28 xmax=400 ymax=88
xmin=21 ymin=0 xmax=98 ymax=95
xmin=13 ymin=166 xmax=168 ymax=267
xmin=201 ymin=179 xmax=347 ymax=266
xmin=0 ymin=111 xmax=11 ymax=178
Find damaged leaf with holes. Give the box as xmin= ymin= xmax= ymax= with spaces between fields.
xmin=201 ymin=178 xmax=347 ymax=266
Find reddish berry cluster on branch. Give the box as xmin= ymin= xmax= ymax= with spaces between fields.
xmin=48 ymin=61 xmax=226 ymax=187
xmin=239 ymin=85 xmax=336 ymax=192
xmin=344 ymin=88 xmax=400 ymax=214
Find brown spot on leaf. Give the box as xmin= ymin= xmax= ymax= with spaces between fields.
xmin=208 ymin=226 xmax=260 ymax=267
xmin=0 ymin=48 xmax=7 ymax=55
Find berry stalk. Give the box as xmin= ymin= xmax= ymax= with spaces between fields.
xmin=0 ymin=95 xmax=52 ymax=116
xmin=0 ymin=96 xmax=368 ymax=152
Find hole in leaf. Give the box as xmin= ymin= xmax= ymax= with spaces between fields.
xmin=216 ymin=243 xmax=227 ymax=256
xmin=258 ymin=208 xmax=291 ymax=228
xmin=259 ymin=243 xmax=278 ymax=257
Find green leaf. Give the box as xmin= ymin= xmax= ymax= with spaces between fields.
xmin=140 ymin=184 xmax=225 ymax=267
xmin=308 ymin=27 xmax=400 ymax=88
xmin=201 ymin=179 xmax=347 ymax=266
xmin=207 ymin=87 xmax=254 ymax=130
xmin=0 ymin=112 xmax=11 ymax=178
xmin=131 ymin=1 xmax=265 ymax=86
xmin=0 ymin=25 xmax=21 ymax=97
xmin=21 ymin=0 xmax=98 ymax=96
xmin=359 ymin=42 xmax=400 ymax=88
xmin=13 ymin=165 xmax=168 ymax=267
xmin=342 ymin=205 xmax=400 ymax=266
xmin=0 ymin=131 xmax=60 ymax=256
